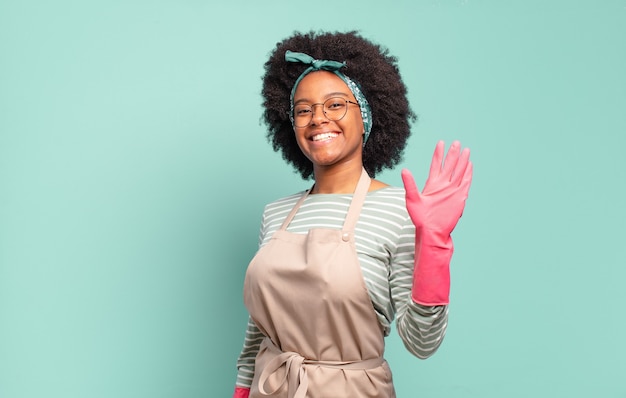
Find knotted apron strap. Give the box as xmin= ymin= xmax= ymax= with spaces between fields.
xmin=257 ymin=339 xmax=309 ymax=398
xmin=257 ymin=338 xmax=383 ymax=398
xmin=257 ymin=348 xmax=307 ymax=398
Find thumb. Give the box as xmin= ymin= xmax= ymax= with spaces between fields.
xmin=401 ymin=168 xmax=421 ymax=201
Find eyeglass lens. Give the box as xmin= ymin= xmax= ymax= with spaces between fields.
xmin=292 ymin=97 xmax=350 ymax=127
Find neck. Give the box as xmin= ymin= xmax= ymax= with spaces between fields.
xmin=311 ymin=162 xmax=364 ymax=194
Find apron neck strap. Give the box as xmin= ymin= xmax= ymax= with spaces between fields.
xmin=279 ymin=168 xmax=371 ymax=232
xmin=342 ymin=168 xmax=371 ymax=232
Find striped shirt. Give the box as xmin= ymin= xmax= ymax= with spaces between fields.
xmin=236 ymin=186 xmax=448 ymax=388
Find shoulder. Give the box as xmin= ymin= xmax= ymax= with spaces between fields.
xmin=262 ymin=191 xmax=305 ymax=217
xmin=261 ymin=186 xmax=409 ymax=220
xmin=361 ymin=186 xmax=411 ymax=225
xmin=365 ymin=186 xmax=407 ymax=207
xmin=359 ymin=187 xmax=413 ymax=247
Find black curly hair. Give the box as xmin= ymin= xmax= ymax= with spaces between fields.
xmin=261 ymin=30 xmax=417 ymax=180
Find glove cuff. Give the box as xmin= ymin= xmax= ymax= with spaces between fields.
xmin=411 ymin=230 xmax=454 ymax=306
xmin=233 ymin=386 xmax=250 ymax=398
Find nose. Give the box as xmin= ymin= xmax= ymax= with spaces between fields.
xmin=310 ymin=103 xmax=329 ymax=125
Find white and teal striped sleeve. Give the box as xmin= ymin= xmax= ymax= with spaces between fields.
xmin=235 ymin=316 xmax=263 ymax=388
xmin=390 ymin=213 xmax=449 ymax=359
xmin=235 ymin=209 xmax=270 ymax=388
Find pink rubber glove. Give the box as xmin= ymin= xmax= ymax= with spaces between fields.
xmin=233 ymin=386 xmax=250 ymax=398
xmin=401 ymin=140 xmax=472 ymax=306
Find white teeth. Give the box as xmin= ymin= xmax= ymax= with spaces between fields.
xmin=312 ymin=132 xmax=338 ymax=141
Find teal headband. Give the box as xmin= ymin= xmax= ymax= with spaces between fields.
xmin=285 ymin=50 xmax=373 ymax=145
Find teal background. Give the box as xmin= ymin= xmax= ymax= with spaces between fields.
xmin=1 ymin=1 xmax=625 ymax=397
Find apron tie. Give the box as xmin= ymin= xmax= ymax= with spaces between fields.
xmin=257 ymin=338 xmax=384 ymax=398
xmin=257 ymin=349 xmax=308 ymax=398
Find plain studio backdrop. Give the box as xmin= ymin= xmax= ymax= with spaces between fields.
xmin=1 ymin=1 xmax=625 ymax=397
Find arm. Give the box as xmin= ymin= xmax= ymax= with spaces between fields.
xmin=391 ymin=218 xmax=449 ymax=358
xmin=401 ymin=140 xmax=472 ymax=306
xmin=232 ymin=316 xmax=264 ymax=397
xmin=393 ymin=140 xmax=472 ymax=358
xmin=233 ymin=212 xmax=269 ymax=397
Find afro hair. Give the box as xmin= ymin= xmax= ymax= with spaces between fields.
xmin=261 ymin=31 xmax=416 ymax=179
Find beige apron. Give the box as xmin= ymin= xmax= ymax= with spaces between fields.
xmin=243 ymin=168 xmax=395 ymax=398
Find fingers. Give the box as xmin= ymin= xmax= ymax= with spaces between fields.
xmin=459 ymin=161 xmax=473 ymax=199
xmin=401 ymin=168 xmax=421 ymax=200
xmin=441 ymin=140 xmax=461 ymax=179
xmin=428 ymin=140 xmax=445 ymax=178
xmin=451 ymin=147 xmax=471 ymax=186
xmin=418 ymin=140 xmax=472 ymax=191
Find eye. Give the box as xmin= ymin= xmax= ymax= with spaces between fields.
xmin=326 ymin=99 xmax=346 ymax=110
xmin=294 ymin=106 xmax=311 ymax=116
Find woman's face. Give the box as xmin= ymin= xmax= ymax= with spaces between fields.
xmin=292 ymin=71 xmax=365 ymax=173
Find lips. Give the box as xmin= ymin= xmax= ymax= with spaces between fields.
xmin=310 ymin=132 xmax=339 ymax=141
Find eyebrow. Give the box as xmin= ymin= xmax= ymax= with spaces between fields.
xmin=294 ymin=91 xmax=352 ymax=104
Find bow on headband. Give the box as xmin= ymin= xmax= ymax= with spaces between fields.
xmin=285 ymin=50 xmax=346 ymax=73
xmin=285 ymin=50 xmax=373 ymax=145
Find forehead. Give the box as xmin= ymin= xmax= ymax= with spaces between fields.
xmin=293 ymin=71 xmax=353 ymax=101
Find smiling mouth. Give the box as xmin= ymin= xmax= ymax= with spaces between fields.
xmin=311 ymin=132 xmax=339 ymax=141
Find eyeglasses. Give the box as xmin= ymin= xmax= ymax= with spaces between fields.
xmin=290 ymin=97 xmax=360 ymax=127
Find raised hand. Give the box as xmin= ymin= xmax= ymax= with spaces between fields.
xmin=401 ymin=140 xmax=473 ymax=237
xmin=401 ymin=140 xmax=473 ymax=306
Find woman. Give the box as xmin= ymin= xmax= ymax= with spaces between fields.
xmin=233 ymin=31 xmax=472 ymax=398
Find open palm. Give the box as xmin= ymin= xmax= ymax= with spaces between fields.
xmin=401 ymin=141 xmax=473 ymax=237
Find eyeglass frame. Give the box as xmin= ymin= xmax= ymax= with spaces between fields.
xmin=289 ymin=97 xmax=360 ymax=127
